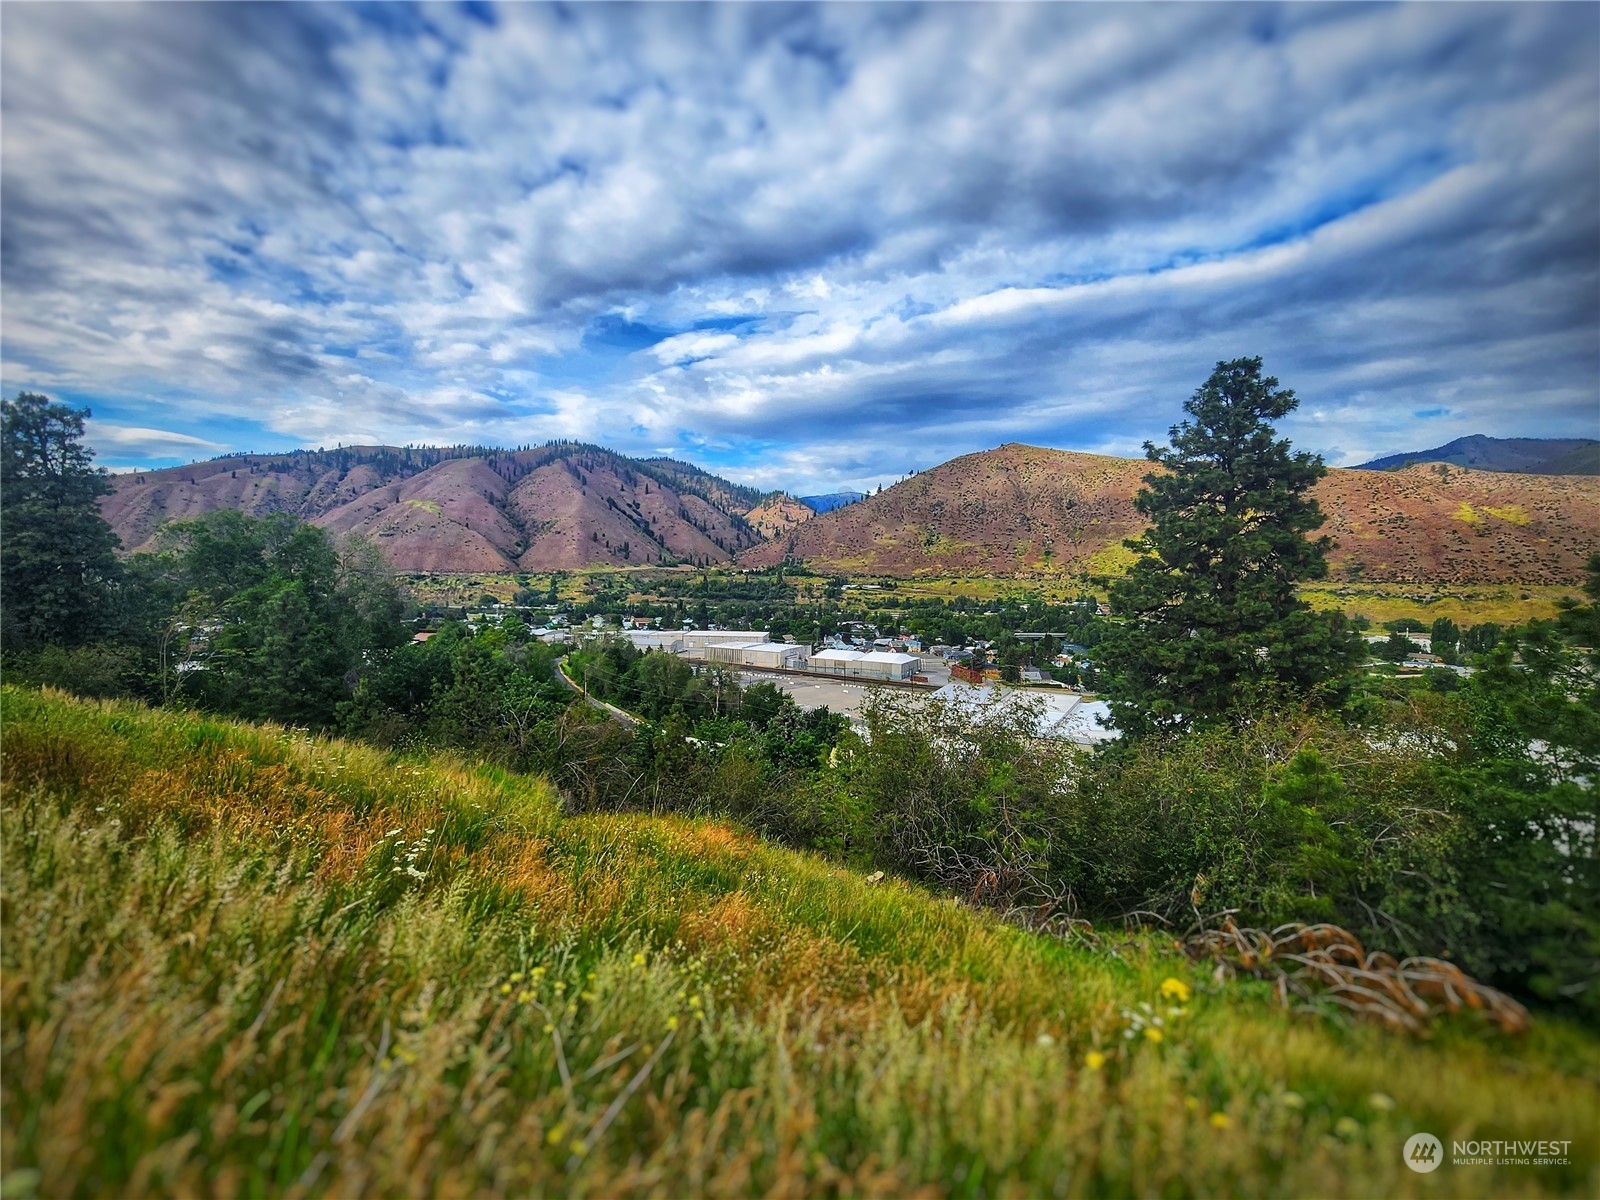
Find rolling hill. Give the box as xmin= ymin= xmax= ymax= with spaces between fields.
xmin=5 ymin=686 xmax=1595 ymax=1196
xmin=1356 ymin=435 xmax=1599 ymax=475
xmin=737 ymin=443 xmax=1600 ymax=584
xmin=103 ymin=439 xmax=1600 ymax=584
xmin=102 ymin=443 xmax=767 ymax=572
xmin=742 ymin=492 xmax=816 ymax=539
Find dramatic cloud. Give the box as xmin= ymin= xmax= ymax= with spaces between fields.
xmin=3 ymin=2 xmax=1596 ymax=489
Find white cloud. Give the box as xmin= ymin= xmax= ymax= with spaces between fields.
xmin=1 ymin=2 xmax=1594 ymax=485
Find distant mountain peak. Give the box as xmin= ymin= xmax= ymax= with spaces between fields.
xmin=1355 ymin=435 xmax=1598 ymax=475
xmin=798 ymin=490 xmax=867 ymax=513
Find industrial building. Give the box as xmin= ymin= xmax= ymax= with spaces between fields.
xmin=618 ymin=629 xmax=771 ymax=655
xmin=742 ymin=642 xmax=809 ymax=670
xmin=619 ymin=630 xmax=685 ymax=652
xmin=702 ymin=640 xmax=771 ymax=665
xmin=681 ymin=630 xmax=771 ymax=653
xmin=929 ymin=681 xmax=1119 ymax=745
xmin=809 ymin=648 xmax=919 ymax=681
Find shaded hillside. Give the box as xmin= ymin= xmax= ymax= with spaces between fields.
xmin=102 ymin=443 xmax=763 ymax=572
xmin=1356 ymin=435 xmax=1599 ymax=475
xmin=739 ymin=443 xmax=1600 ymax=584
xmin=800 ymin=490 xmax=868 ymax=513
xmin=743 ymin=492 xmax=816 ymax=539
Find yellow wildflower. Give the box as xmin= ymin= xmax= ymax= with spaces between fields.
xmin=1158 ymin=977 xmax=1192 ymax=1003
xmin=667 ymin=1015 xmax=680 ymax=1031
xmin=1143 ymin=1026 xmax=1164 ymax=1044
xmin=1209 ymin=1112 xmax=1231 ymax=1130
xmin=1085 ymin=1051 xmax=1106 ymax=1071
xmin=546 ymin=1123 xmax=566 ymax=1146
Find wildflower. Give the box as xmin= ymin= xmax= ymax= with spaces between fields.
xmin=1036 ymin=1033 xmax=1055 ymax=1047
xmin=1143 ymin=1027 xmax=1164 ymax=1044
xmin=570 ymin=1140 xmax=587 ymax=1156
xmin=1209 ymin=1112 xmax=1231 ymax=1130
xmin=546 ymin=1123 xmax=566 ymax=1146
xmin=1367 ymin=1092 xmax=1395 ymax=1112
xmin=510 ymin=972 xmax=524 ymax=983
xmin=1280 ymin=1091 xmax=1305 ymax=1110
xmin=1159 ymin=977 xmax=1192 ymax=1003
xmin=499 ymin=983 xmax=512 ymax=996
xmin=667 ymin=1016 xmax=680 ymax=1031
xmin=1335 ymin=1116 xmax=1362 ymax=1139
xmin=384 ymin=828 xmax=402 ymax=838
xmin=1085 ymin=1051 xmax=1106 ymax=1071
xmin=632 ymin=952 xmax=647 ymax=968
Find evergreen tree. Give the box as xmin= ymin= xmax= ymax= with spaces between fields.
xmin=0 ymin=393 xmax=122 ymax=652
xmin=1102 ymin=358 xmax=1361 ymax=737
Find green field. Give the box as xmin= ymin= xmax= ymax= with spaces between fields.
xmin=3 ymin=687 xmax=1596 ymax=1196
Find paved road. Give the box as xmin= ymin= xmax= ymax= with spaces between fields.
xmin=554 ymin=657 xmax=640 ymax=727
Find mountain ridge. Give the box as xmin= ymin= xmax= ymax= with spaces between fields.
xmin=102 ymin=439 xmax=1600 ymax=584
xmin=102 ymin=442 xmax=767 ymax=572
xmin=736 ymin=442 xmax=1600 ymax=584
xmin=1355 ymin=434 xmax=1598 ymax=475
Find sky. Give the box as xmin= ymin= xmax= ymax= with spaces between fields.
xmin=2 ymin=2 xmax=1597 ymax=493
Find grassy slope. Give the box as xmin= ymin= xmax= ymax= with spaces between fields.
xmin=2 ymin=688 xmax=1596 ymax=1197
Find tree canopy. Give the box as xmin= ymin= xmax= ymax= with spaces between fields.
xmin=0 ymin=392 xmax=121 ymax=652
xmin=1101 ymin=358 xmax=1361 ymax=736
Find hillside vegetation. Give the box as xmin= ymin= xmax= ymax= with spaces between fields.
xmin=102 ymin=443 xmax=765 ymax=573
xmin=738 ymin=444 xmax=1600 ymax=584
xmin=4 ymin=687 xmax=1598 ymax=1197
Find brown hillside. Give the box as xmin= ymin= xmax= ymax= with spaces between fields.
xmin=737 ymin=444 xmax=1600 ymax=584
xmin=744 ymin=493 xmax=816 ymax=540
xmin=102 ymin=445 xmax=764 ymax=573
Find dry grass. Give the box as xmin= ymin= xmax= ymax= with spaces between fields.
xmin=3 ymin=686 xmax=1598 ymax=1197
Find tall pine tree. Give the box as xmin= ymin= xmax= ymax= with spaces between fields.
xmin=0 ymin=393 xmax=122 ymax=652
xmin=1102 ymin=358 xmax=1361 ymax=737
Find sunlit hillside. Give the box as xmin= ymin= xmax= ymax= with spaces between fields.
xmin=3 ymin=687 xmax=1596 ymax=1197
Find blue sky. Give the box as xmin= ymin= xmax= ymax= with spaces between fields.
xmin=2 ymin=2 xmax=1596 ymax=492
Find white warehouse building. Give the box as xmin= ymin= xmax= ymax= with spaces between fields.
xmin=809 ymin=648 xmax=919 ymax=681
xmin=619 ymin=630 xmax=685 ymax=653
xmin=702 ymin=640 xmax=772 ymax=665
xmin=681 ymin=630 xmax=771 ymax=654
xmin=743 ymin=642 xmax=808 ymax=670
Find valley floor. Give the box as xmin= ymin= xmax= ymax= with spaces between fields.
xmin=2 ymin=687 xmax=1596 ymax=1197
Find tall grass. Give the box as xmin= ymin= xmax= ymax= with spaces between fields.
xmin=3 ymin=686 xmax=1597 ymax=1196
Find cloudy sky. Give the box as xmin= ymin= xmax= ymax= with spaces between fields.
xmin=2 ymin=2 xmax=1596 ymax=491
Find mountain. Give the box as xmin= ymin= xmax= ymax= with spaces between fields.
xmin=1355 ymin=435 xmax=1599 ymax=475
xmin=743 ymin=492 xmax=816 ymax=539
xmin=737 ymin=443 xmax=1600 ymax=584
xmin=799 ymin=490 xmax=868 ymax=513
xmin=102 ymin=443 xmax=765 ymax=572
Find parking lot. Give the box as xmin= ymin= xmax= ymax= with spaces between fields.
xmin=736 ymin=671 xmax=886 ymax=721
